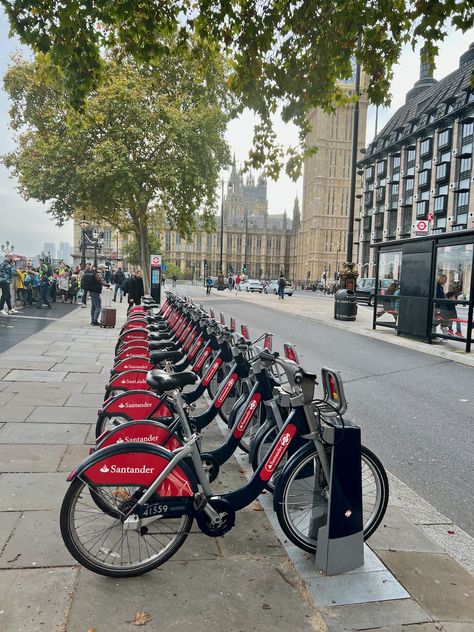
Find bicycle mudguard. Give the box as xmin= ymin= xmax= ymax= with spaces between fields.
xmin=116 ymin=340 xmax=150 ymax=353
xmin=115 ymin=346 xmax=150 ymax=361
xmin=94 ymin=420 xmax=182 ymax=451
xmin=121 ymin=320 xmax=148 ymax=332
xmin=112 ymin=357 xmax=154 ymax=375
xmin=107 ymin=370 xmax=151 ymax=393
xmin=119 ymin=328 xmax=150 ymax=344
xmin=98 ymin=391 xmax=173 ymax=420
xmin=67 ymin=443 xmax=197 ymax=496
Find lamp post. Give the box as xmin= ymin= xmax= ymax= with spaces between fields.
xmin=243 ymin=211 xmax=248 ymax=275
xmin=217 ymin=180 xmax=225 ymax=290
xmin=79 ymin=217 xmax=90 ymax=267
xmin=1 ymin=240 xmax=15 ymax=257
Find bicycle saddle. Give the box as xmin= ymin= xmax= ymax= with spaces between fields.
xmin=146 ymin=369 xmax=198 ymax=392
xmin=148 ymin=340 xmax=181 ymax=351
xmin=149 ymin=349 xmax=184 ymax=364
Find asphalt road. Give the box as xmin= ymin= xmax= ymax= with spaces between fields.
xmin=182 ymin=283 xmax=474 ymax=537
xmin=0 ymin=302 xmax=79 ymax=353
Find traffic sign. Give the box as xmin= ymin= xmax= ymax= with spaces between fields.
xmin=416 ymin=220 xmax=428 ymax=233
xmin=161 ymin=264 xmax=167 ymax=272
xmin=150 ymin=255 xmax=162 ymax=266
xmin=426 ymin=213 xmax=434 ymax=223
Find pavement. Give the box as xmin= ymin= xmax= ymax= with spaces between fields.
xmin=0 ymin=292 xmax=473 ymax=632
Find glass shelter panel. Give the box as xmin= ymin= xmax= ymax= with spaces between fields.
xmin=375 ymin=250 xmax=402 ymax=328
xmin=433 ymin=244 xmax=473 ymax=341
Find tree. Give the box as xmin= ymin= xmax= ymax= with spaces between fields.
xmin=2 ymin=45 xmax=231 ymax=290
xmin=123 ymin=232 xmax=161 ymax=268
xmin=1 ymin=1 xmax=473 ymax=178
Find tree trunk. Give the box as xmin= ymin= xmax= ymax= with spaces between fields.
xmin=138 ymin=221 xmax=151 ymax=294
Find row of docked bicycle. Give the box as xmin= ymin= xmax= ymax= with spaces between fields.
xmin=60 ymin=292 xmax=389 ymax=577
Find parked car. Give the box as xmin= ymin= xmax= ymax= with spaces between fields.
xmin=241 ymin=279 xmax=264 ymax=293
xmin=264 ymin=280 xmax=295 ymax=296
xmin=355 ymin=277 xmax=394 ymax=306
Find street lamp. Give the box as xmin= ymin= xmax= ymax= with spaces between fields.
xmin=217 ymin=180 xmax=225 ymax=290
xmin=1 ymin=240 xmax=15 ymax=257
xmin=79 ymin=218 xmax=90 ymax=267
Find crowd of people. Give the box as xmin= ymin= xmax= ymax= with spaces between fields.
xmin=0 ymin=255 xmax=146 ymax=325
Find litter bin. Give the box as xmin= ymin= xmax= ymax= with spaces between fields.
xmin=334 ymin=289 xmax=357 ymax=321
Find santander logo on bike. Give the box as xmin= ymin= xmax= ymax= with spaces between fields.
xmin=215 ymin=374 xmax=237 ymax=408
xmin=117 ymin=401 xmax=154 ymax=409
xmin=99 ymin=464 xmax=155 ymax=474
xmin=260 ymin=425 xmax=297 ymax=481
xmin=235 ymin=395 xmax=261 ymax=437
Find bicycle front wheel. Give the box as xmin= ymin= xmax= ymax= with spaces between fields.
xmin=60 ymin=478 xmax=193 ymax=577
xmin=276 ymin=445 xmax=388 ymax=553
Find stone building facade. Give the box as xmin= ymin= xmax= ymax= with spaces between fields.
xmin=293 ymin=75 xmax=369 ymax=284
xmin=358 ymin=43 xmax=474 ymax=277
xmin=161 ymin=159 xmax=299 ymax=280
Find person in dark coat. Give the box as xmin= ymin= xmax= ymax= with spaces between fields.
xmin=127 ymin=268 xmax=145 ymax=308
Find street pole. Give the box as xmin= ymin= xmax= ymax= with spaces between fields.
xmin=243 ymin=211 xmax=248 ymax=275
xmin=346 ymin=34 xmax=361 ymax=269
xmin=217 ymin=180 xmax=225 ymax=290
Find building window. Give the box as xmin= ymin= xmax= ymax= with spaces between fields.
xmin=376 ymin=160 xmax=386 ymax=177
xmin=391 ymin=154 xmax=401 ymax=172
xmin=416 ymin=200 xmax=428 ymax=219
xmin=403 ymin=177 xmax=414 ymax=204
xmin=454 ymin=191 xmax=469 ymax=226
xmin=418 ymin=169 xmax=430 ymax=188
xmin=165 ymin=231 xmax=171 ymax=251
xmin=458 ymin=156 xmax=472 ymax=179
xmin=438 ymin=128 xmax=451 ymax=149
xmin=435 ymin=162 xmax=449 ymax=181
xmin=433 ymin=196 xmax=447 ymax=214
xmin=419 ymin=138 xmax=432 ymax=156
xmin=401 ymin=208 xmax=412 ymax=236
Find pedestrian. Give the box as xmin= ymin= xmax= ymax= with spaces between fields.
xmin=205 ymin=275 xmax=213 ymax=295
xmin=162 ymin=275 xmax=166 ymax=287
xmin=87 ymin=264 xmax=111 ymax=326
xmin=15 ymin=268 xmax=27 ymax=306
xmin=23 ymin=269 xmax=34 ymax=305
xmin=36 ymin=273 xmax=52 ymax=309
xmin=58 ymin=272 xmax=69 ymax=302
xmin=79 ymin=263 xmax=91 ymax=308
xmin=126 ymin=267 xmax=145 ymax=309
xmin=49 ymin=271 xmax=58 ymax=302
xmin=0 ymin=254 xmax=20 ymax=315
xmin=104 ymin=267 xmax=111 ymax=284
xmin=172 ymin=274 xmax=177 ymax=288
xmin=278 ymin=273 xmax=286 ymax=300
xmin=112 ymin=266 xmax=125 ymax=303
xmin=228 ymin=274 xmax=234 ymax=291
xmin=235 ymin=274 xmax=241 ymax=294
xmin=69 ymin=275 xmax=79 ymax=303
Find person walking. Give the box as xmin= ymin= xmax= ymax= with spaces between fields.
xmin=278 ymin=273 xmax=286 ymax=300
xmin=205 ymin=275 xmax=213 ymax=295
xmin=69 ymin=275 xmax=79 ymax=303
xmin=235 ymin=274 xmax=241 ymax=294
xmin=36 ymin=273 xmax=52 ymax=309
xmin=87 ymin=264 xmax=110 ymax=326
xmin=172 ymin=274 xmax=177 ymax=288
xmin=112 ymin=267 xmax=125 ymax=303
xmin=126 ymin=268 xmax=145 ymax=309
xmin=58 ymin=272 xmax=69 ymax=302
xmin=0 ymin=254 xmax=20 ymax=315
xmin=228 ymin=274 xmax=234 ymax=291
xmin=79 ymin=263 xmax=91 ymax=308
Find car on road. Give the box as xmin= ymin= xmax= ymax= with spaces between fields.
xmin=209 ymin=276 xmax=229 ymax=289
xmin=241 ymin=279 xmax=264 ymax=293
xmin=355 ymin=277 xmax=394 ymax=306
xmin=264 ymin=280 xmax=295 ymax=296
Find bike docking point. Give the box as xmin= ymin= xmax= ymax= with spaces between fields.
xmin=314 ymin=422 xmax=365 ymax=575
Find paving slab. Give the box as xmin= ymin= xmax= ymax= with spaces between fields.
xmin=50 ymin=363 xmax=103 ymax=373
xmin=60 ymin=353 xmax=102 ymax=362
xmin=26 ymin=406 xmax=99 ymax=424
xmin=7 ymin=391 xmax=70 ymax=407
xmin=82 ymin=383 xmax=109 ymax=394
xmin=57 ymin=444 xmax=92 ymax=472
xmin=0 ymin=361 xmax=57 ymax=372
xmin=2 ymin=381 xmax=85 ymax=394
xmin=217 ymin=507 xmax=286 ymax=558
xmin=0 ymin=368 xmax=10 ymax=380
xmin=0 ymin=391 xmax=14 ymax=405
xmin=0 ymin=512 xmax=20 ymax=550
xmin=441 ymin=624 xmax=474 ymax=632
xmin=3 ymin=369 xmax=67 ymax=382
xmin=0 ymin=444 xmax=66 ymax=472
xmin=0 ymin=354 xmax=65 ymax=363
xmin=369 ymin=507 xmax=444 ymax=553
xmin=0 ymin=404 xmax=35 ymax=423
xmin=0 ymin=422 xmax=89 ymax=445
xmin=320 ymin=598 xmax=432 ymax=632
xmin=67 ymin=557 xmax=320 ymax=632
xmin=0 ymin=510 xmax=75 ymax=568
xmin=378 ymin=550 xmax=474 ymax=623
xmin=64 ymin=393 xmax=105 ymax=408
xmin=0 ymin=473 xmax=69 ymax=511
xmin=0 ymin=567 xmax=77 ymax=632
xmin=63 ymin=372 xmax=109 ymax=383
xmin=421 ymin=524 xmax=474 ymax=576
xmin=0 ymin=381 xmax=9 ymax=391
xmin=362 ymin=625 xmax=445 ymax=632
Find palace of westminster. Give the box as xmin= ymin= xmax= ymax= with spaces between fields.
xmin=74 ymin=43 xmax=474 ymax=283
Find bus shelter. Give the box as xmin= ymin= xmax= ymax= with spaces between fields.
xmin=372 ymin=230 xmax=474 ymax=353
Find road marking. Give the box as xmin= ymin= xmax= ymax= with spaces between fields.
xmin=0 ymin=314 xmax=58 ymax=321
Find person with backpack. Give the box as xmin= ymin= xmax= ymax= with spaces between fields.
xmin=36 ymin=273 xmax=51 ymax=309
xmin=0 ymin=254 xmax=20 ymax=316
xmin=79 ymin=263 xmax=91 ymax=308
xmin=278 ymin=273 xmax=286 ymax=300
xmin=112 ymin=267 xmax=125 ymax=303
xmin=81 ymin=264 xmax=110 ymax=325
xmin=68 ymin=275 xmax=79 ymax=303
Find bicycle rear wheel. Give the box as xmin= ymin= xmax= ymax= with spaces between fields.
xmin=275 ymin=445 xmax=388 ymax=553
xmin=60 ymin=478 xmax=192 ymax=577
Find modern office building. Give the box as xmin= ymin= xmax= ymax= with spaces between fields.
xmin=42 ymin=242 xmax=56 ymax=261
xmin=358 ymin=43 xmax=474 ymax=277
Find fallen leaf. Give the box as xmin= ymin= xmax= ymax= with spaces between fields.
xmin=128 ymin=611 xmax=152 ymax=626
xmin=87 ymin=628 xmax=96 ymax=632
xmin=262 ymin=603 xmax=271 ymax=610
xmin=447 ymin=530 xmax=455 ymax=535
xmin=113 ymin=487 xmax=130 ymax=501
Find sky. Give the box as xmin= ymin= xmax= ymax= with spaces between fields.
xmin=0 ymin=9 xmax=473 ymax=257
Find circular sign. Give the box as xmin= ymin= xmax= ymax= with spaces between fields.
xmin=416 ymin=220 xmax=427 ymax=231
xmin=426 ymin=213 xmax=434 ymax=222
xmin=151 ymin=256 xmax=161 ymax=265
